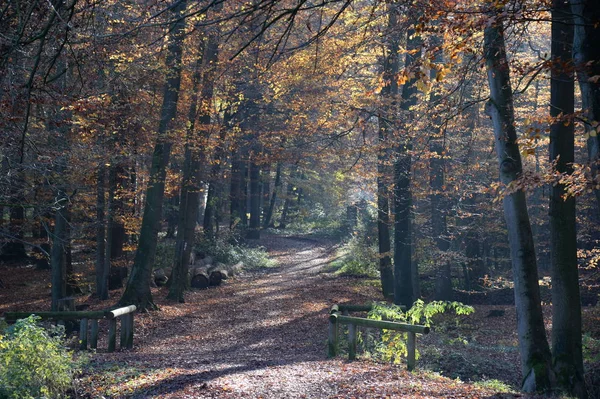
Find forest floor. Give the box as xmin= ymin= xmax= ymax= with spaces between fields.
xmin=1 ymin=233 xmax=600 ymax=398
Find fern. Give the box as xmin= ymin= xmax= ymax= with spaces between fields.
xmin=363 ymin=300 xmax=474 ymax=364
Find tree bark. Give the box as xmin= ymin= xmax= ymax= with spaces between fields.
xmin=263 ymin=162 xmax=281 ymax=229
xmin=119 ymin=0 xmax=188 ymax=310
xmin=96 ymin=164 xmax=108 ymax=300
xmin=393 ymin=26 xmax=420 ymax=308
xmin=483 ymin=10 xmax=553 ymax=392
xmin=572 ymin=0 xmax=600 ymax=213
xmin=51 ymin=189 xmax=68 ymax=311
xmin=169 ymin=20 xmax=220 ymax=302
xmin=204 ymin=110 xmax=230 ymax=239
xmin=376 ymin=0 xmax=399 ymax=299
xmin=550 ymin=2 xmax=587 ymax=397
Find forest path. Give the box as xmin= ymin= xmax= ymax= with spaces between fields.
xmin=83 ymin=234 xmax=503 ymax=398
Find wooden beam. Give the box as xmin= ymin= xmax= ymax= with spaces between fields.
xmin=336 ymin=315 xmax=429 ymax=334
xmin=105 ymin=305 xmax=137 ymax=319
xmin=4 ymin=311 xmax=106 ymax=321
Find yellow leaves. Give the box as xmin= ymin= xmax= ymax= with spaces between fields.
xmin=435 ymin=66 xmax=446 ymax=82
xmin=416 ymin=79 xmax=431 ymax=95
xmin=397 ymin=71 xmax=409 ymax=86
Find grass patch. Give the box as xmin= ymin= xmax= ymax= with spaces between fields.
xmin=473 ymin=379 xmax=516 ymax=393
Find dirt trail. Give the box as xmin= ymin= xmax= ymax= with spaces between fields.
xmin=83 ymin=235 xmax=503 ymax=398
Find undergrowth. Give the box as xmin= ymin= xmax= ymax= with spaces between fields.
xmin=0 ymin=316 xmax=81 ymax=399
xmin=196 ymin=231 xmax=276 ymax=270
xmin=359 ymin=300 xmax=474 ymax=364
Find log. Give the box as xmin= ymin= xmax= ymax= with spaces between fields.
xmin=202 ymin=256 xmax=213 ymax=266
xmin=209 ymin=269 xmax=228 ymax=286
xmin=190 ymin=268 xmax=209 ymax=289
xmin=105 ymin=305 xmax=136 ymax=319
xmin=207 ymin=261 xmax=243 ymax=278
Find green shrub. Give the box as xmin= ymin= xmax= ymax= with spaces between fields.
xmin=363 ymin=300 xmax=474 ymax=364
xmin=196 ymin=232 xmax=275 ymax=270
xmin=154 ymin=240 xmax=176 ymax=270
xmin=0 ymin=316 xmax=79 ymax=399
xmin=328 ymin=235 xmax=379 ymax=278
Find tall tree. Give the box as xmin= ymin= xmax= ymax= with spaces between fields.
xmin=169 ymin=13 xmax=221 ymax=302
xmin=393 ymin=22 xmax=420 ymax=307
xmin=120 ymin=0 xmax=188 ymax=310
xmin=550 ymin=1 xmax=587 ymax=397
xmin=572 ymin=0 xmax=600 ymax=212
xmin=483 ymin=6 xmax=553 ymax=392
xmin=377 ymin=0 xmax=400 ymax=299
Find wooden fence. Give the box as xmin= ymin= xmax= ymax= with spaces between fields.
xmin=328 ymin=303 xmax=429 ymax=370
xmin=4 ymin=305 xmax=137 ymax=352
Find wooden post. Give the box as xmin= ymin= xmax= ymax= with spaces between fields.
xmin=348 ymin=323 xmax=357 ymax=360
xmin=407 ymin=332 xmax=416 ymax=371
xmin=126 ymin=313 xmax=134 ymax=349
xmin=108 ymin=319 xmax=117 ymax=353
xmin=120 ymin=316 xmax=128 ymax=349
xmin=90 ymin=319 xmax=99 ymax=349
xmin=79 ymin=318 xmax=88 ymax=350
xmin=328 ymin=313 xmax=339 ymax=357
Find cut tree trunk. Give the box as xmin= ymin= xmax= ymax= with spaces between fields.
xmin=190 ymin=268 xmax=210 ymax=289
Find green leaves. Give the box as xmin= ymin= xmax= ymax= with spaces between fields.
xmin=0 ymin=316 xmax=80 ymax=399
xmin=363 ymin=300 xmax=474 ymax=364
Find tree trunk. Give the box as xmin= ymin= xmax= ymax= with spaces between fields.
xmin=483 ymin=11 xmax=553 ymax=392
xmin=572 ymin=0 xmax=600 ymax=213
xmin=51 ymin=190 xmax=68 ymax=311
xmin=376 ymin=0 xmax=399 ymax=299
xmin=550 ymin=2 xmax=587 ymax=397
xmin=96 ymin=164 xmax=108 ymax=300
xmin=393 ymin=27 xmax=420 ymax=308
xmin=248 ymin=155 xmax=261 ymax=239
xmin=204 ymin=111 xmax=230 ymax=239
xmin=169 ymin=21 xmax=220 ymax=302
xmin=119 ymin=0 xmax=188 ymax=310
xmin=261 ymin=163 xmax=271 ymax=222
xmin=429 ymin=34 xmax=452 ymax=300
xmin=263 ymin=162 xmax=281 ymax=229
xmin=280 ymin=165 xmax=298 ymax=229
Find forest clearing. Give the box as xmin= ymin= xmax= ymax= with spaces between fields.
xmin=2 ymin=0 xmax=600 ymax=398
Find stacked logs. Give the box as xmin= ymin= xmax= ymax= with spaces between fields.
xmin=190 ymin=257 xmax=243 ymax=289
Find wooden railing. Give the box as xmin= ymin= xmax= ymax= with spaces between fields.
xmin=328 ymin=303 xmax=429 ymax=370
xmin=4 ymin=305 xmax=137 ymax=353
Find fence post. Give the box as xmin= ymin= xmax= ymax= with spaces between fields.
xmin=407 ymin=332 xmax=416 ymax=371
xmin=348 ymin=323 xmax=357 ymax=360
xmin=79 ymin=318 xmax=88 ymax=350
xmin=126 ymin=313 xmax=134 ymax=349
xmin=120 ymin=316 xmax=128 ymax=349
xmin=328 ymin=313 xmax=339 ymax=357
xmin=90 ymin=319 xmax=99 ymax=349
xmin=108 ymin=319 xmax=117 ymax=353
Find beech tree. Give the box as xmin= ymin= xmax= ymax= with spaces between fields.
xmin=120 ymin=0 xmax=189 ymax=310
xmin=483 ymin=4 xmax=553 ymax=392
xmin=550 ymin=1 xmax=586 ymax=397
